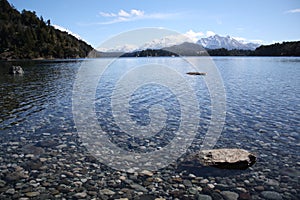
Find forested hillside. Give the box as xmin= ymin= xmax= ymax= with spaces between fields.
xmin=0 ymin=0 xmax=93 ymax=60
xmin=253 ymin=41 xmax=300 ymax=56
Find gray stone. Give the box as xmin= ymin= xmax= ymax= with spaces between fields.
xmin=261 ymin=191 xmax=283 ymax=200
xmin=221 ymin=191 xmax=239 ymax=200
xmin=22 ymin=144 xmax=45 ymax=155
xmin=130 ymin=184 xmax=148 ymax=192
xmin=74 ymin=192 xmax=87 ymax=199
xmin=200 ymin=179 xmax=209 ymax=184
xmin=266 ymin=179 xmax=279 ymax=186
xmin=5 ymin=188 xmax=15 ymax=195
xmin=140 ymin=170 xmax=153 ymax=177
xmin=183 ymin=179 xmax=193 ymax=187
xmin=25 ymin=192 xmax=40 ymax=197
xmin=100 ymin=189 xmax=115 ymax=196
xmin=36 ymin=140 xmax=58 ymax=147
xmin=188 ymin=187 xmax=198 ymax=195
xmin=0 ymin=180 xmax=6 ymax=187
xmin=5 ymin=171 xmax=28 ymax=182
xmin=198 ymin=194 xmax=212 ymax=200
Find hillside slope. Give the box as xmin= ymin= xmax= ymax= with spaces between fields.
xmin=0 ymin=0 xmax=93 ymax=60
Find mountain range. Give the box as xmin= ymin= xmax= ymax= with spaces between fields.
xmin=197 ymin=34 xmax=260 ymax=50
xmin=99 ymin=34 xmax=261 ymax=53
xmin=120 ymin=41 xmax=300 ymax=57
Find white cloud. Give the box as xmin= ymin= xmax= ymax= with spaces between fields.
xmin=184 ymin=30 xmax=204 ymax=42
xmin=99 ymin=12 xmax=116 ymax=17
xmin=140 ymin=34 xmax=194 ymax=49
xmin=286 ymin=8 xmax=300 ymax=13
xmin=131 ymin=9 xmax=144 ymax=16
xmin=99 ymin=9 xmax=175 ymax=24
xmin=118 ymin=10 xmax=130 ymax=17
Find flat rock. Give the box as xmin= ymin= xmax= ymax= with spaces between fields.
xmin=198 ymin=194 xmax=212 ymax=200
xmin=261 ymin=191 xmax=283 ymax=200
xmin=25 ymin=192 xmax=40 ymax=197
xmin=196 ymin=149 xmax=256 ymax=170
xmin=130 ymin=183 xmax=148 ymax=192
xmin=140 ymin=170 xmax=153 ymax=177
xmin=100 ymin=189 xmax=115 ymax=196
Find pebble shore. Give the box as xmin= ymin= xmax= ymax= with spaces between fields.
xmin=0 ymin=131 xmax=299 ymax=200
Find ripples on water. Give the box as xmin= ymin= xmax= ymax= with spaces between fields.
xmin=0 ymin=60 xmax=81 ymax=133
xmin=0 ymin=57 xmax=299 ymax=175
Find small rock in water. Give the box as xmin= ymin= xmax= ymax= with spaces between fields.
xmin=9 ymin=65 xmax=24 ymax=74
xmin=187 ymin=72 xmax=206 ymax=76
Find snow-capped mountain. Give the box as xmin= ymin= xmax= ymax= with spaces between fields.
xmin=97 ymin=44 xmax=138 ymax=52
xmin=98 ymin=33 xmax=261 ymax=52
xmin=139 ymin=34 xmax=193 ymax=50
xmin=98 ymin=34 xmax=192 ymax=52
xmin=197 ymin=34 xmax=260 ymax=50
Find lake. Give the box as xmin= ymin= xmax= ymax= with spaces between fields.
xmin=0 ymin=57 xmax=299 ymax=199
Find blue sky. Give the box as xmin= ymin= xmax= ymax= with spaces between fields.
xmin=8 ymin=0 xmax=300 ymax=48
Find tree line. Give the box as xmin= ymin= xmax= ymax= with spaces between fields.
xmin=119 ymin=42 xmax=300 ymax=57
xmin=0 ymin=0 xmax=93 ymax=60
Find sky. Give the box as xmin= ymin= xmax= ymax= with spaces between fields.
xmin=8 ymin=0 xmax=300 ymax=48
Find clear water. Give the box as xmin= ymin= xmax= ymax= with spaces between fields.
xmin=0 ymin=57 xmax=299 ymax=197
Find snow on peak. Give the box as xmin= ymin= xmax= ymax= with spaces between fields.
xmin=96 ymin=32 xmax=261 ymax=52
xmin=197 ymin=34 xmax=260 ymax=50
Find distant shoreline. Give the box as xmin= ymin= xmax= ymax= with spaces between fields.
xmin=1 ymin=55 xmax=300 ymax=62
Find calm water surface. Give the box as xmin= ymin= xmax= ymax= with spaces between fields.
xmin=0 ymin=57 xmax=299 ymax=198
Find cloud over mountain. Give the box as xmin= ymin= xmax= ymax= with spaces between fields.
xmin=99 ymin=9 xmax=177 ymax=24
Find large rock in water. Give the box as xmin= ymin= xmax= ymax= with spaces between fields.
xmin=9 ymin=65 xmax=24 ymax=74
xmin=196 ymin=149 xmax=256 ymax=170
